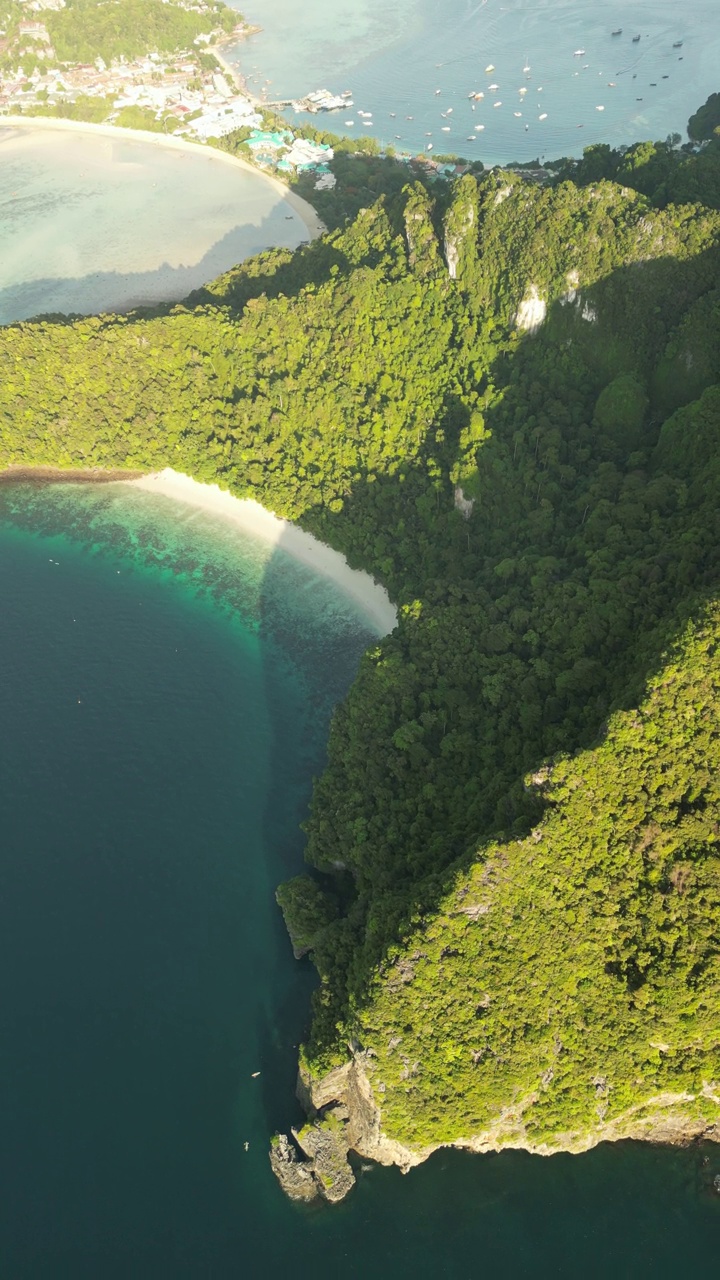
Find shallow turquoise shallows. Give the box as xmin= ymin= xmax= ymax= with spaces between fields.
xmin=2 ymin=481 xmax=720 ymax=1279
xmin=226 ymin=0 xmax=717 ymax=165
xmin=0 ymin=127 xmax=311 ymax=324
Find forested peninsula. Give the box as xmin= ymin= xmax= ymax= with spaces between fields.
xmin=3 ymin=105 xmax=720 ymax=1203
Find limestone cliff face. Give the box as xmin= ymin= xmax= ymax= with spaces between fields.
xmin=443 ymin=175 xmax=479 ymax=284
xmin=271 ymin=1050 xmax=720 ymax=1204
xmin=403 ymin=186 xmax=443 ymax=279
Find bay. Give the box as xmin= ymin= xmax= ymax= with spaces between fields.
xmin=1 ymin=481 xmax=720 ymax=1278
xmin=226 ymin=0 xmax=718 ymax=165
xmin=0 ymin=126 xmax=313 ymax=324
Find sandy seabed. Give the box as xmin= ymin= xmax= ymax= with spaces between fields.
xmin=0 ymin=115 xmax=326 ymax=243
xmin=126 ymin=469 xmax=397 ymax=635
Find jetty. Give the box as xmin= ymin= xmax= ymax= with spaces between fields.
xmin=264 ymin=89 xmax=353 ymax=113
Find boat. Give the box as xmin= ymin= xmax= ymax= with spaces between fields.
xmin=596 ymin=104 xmax=605 ymax=110
xmin=488 ymin=83 xmax=499 ymax=90
xmin=514 ymin=111 xmax=522 ymax=117
xmin=673 ymin=41 xmax=683 ymax=48
xmin=493 ymin=101 xmax=502 ymax=107
xmin=632 ymin=34 xmax=641 ymax=42
xmin=304 ymin=89 xmax=349 ymax=112
xmin=426 ymin=142 xmax=433 ymax=150
xmin=485 ymin=64 xmax=495 ymax=72
xmin=573 ymin=49 xmax=586 ymax=57
xmin=611 ymin=28 xmax=622 ymax=36
xmin=441 ymin=126 xmax=451 ymax=131
xmin=538 ymin=112 xmax=548 ymax=120
xmin=475 ymin=123 xmax=484 ymax=130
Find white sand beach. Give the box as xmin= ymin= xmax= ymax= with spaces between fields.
xmin=126 ymin=469 xmax=397 ymax=635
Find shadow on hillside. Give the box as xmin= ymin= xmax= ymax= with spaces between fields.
xmin=11 ymin=209 xmax=720 ymax=1063
xmin=247 ymin=242 xmax=720 ymax=1046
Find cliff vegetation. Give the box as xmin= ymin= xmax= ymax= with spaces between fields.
xmin=2 ymin=101 xmax=720 ymax=1162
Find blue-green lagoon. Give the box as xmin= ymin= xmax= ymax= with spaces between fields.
xmin=2 ymin=479 xmax=720 ymax=1277
xmin=0 ymin=125 xmax=315 ymax=324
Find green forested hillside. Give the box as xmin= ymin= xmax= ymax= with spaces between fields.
xmin=46 ymin=0 xmax=236 ymax=64
xmin=353 ymin=601 xmax=720 ymax=1146
xmin=2 ymin=139 xmax=720 ymax=1146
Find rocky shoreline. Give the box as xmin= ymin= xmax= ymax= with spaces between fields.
xmin=270 ymin=1049 xmax=720 ymax=1205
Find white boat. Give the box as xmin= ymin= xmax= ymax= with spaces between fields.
xmin=493 ymin=101 xmax=502 ymax=107
xmin=514 ymin=111 xmax=522 ymax=117
xmin=596 ymin=104 xmax=605 ymax=111
xmin=475 ymin=123 xmax=485 ymax=130
xmin=441 ymin=126 xmax=451 ymax=131
xmin=573 ymin=49 xmax=586 ymax=57
xmin=538 ymin=112 xmax=547 ymax=120
xmin=485 ymin=64 xmax=495 ymax=72
xmin=488 ymin=83 xmax=499 ymax=90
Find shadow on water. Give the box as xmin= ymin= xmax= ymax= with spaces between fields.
xmin=2 ymin=456 xmax=720 ymax=1278
xmin=0 ymin=209 xmax=312 ymax=325
xmin=3 ymin=217 xmax=720 ymax=1274
xmin=252 ymin=528 xmax=382 ymax=1139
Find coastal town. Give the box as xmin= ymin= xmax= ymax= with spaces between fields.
xmin=0 ymin=0 xmax=342 ymax=184
xmin=0 ymin=0 xmax=486 ymax=196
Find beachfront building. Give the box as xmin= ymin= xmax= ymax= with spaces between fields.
xmin=243 ymin=130 xmax=334 ymax=177
xmin=190 ymin=98 xmax=262 ymax=140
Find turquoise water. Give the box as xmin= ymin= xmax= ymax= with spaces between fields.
xmin=2 ymin=480 xmax=720 ymax=1277
xmin=0 ymin=127 xmax=310 ymax=323
xmin=227 ymin=0 xmax=718 ymax=164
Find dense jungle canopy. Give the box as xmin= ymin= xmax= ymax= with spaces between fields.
xmin=2 ymin=113 xmax=720 ymax=1148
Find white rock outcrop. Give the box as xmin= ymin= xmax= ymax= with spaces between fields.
xmin=515 ymin=285 xmax=547 ymax=333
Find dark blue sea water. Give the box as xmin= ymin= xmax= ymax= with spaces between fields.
xmin=1 ymin=481 xmax=720 ymax=1279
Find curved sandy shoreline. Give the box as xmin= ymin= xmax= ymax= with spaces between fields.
xmin=0 ymin=463 xmax=396 ymax=630
xmin=0 ymin=114 xmax=326 ymax=242
xmin=125 ymin=469 xmax=397 ymax=635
